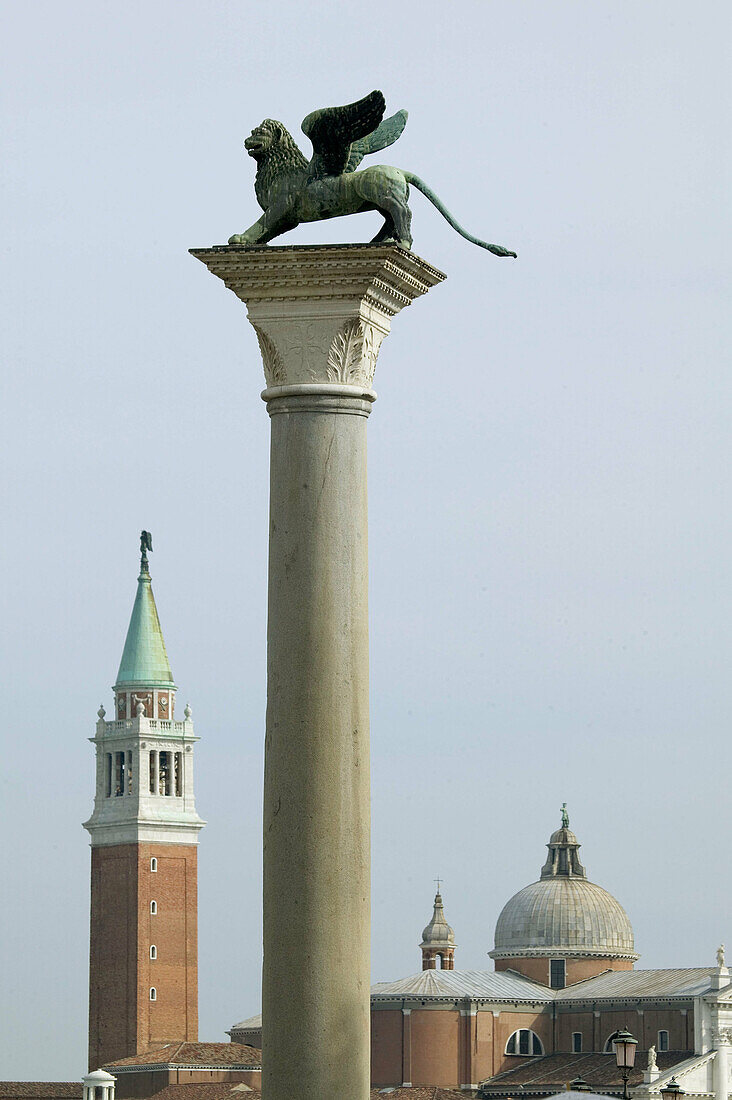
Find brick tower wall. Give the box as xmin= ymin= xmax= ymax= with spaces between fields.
xmin=89 ymin=842 xmax=198 ymax=1069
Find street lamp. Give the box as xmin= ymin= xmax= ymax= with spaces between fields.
xmin=613 ymin=1027 xmax=639 ymax=1100
xmin=660 ymin=1078 xmax=684 ymax=1100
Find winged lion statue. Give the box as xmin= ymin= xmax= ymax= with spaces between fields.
xmin=228 ymin=90 xmax=516 ymax=258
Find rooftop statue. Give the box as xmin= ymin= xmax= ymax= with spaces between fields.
xmin=561 ymin=802 xmax=570 ymax=829
xmin=228 ymin=90 xmax=516 ymax=258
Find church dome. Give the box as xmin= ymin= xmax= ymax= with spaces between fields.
xmin=490 ymin=811 xmax=637 ymax=961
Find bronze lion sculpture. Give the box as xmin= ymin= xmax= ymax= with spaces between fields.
xmin=228 ymin=90 xmax=516 ymax=258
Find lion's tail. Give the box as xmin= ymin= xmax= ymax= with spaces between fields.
xmin=401 ymin=171 xmax=517 ymax=258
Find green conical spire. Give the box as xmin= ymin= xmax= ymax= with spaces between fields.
xmin=115 ymin=533 xmax=175 ymax=688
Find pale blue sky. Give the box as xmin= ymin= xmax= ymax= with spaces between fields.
xmin=0 ymin=0 xmax=730 ymax=1080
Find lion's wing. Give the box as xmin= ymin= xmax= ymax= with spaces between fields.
xmin=301 ymin=90 xmax=386 ymax=178
xmin=345 ymin=109 xmax=408 ymax=173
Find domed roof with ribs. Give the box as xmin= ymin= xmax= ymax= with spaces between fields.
xmin=490 ymin=814 xmax=637 ymax=961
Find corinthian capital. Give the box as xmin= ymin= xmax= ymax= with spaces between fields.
xmin=190 ymin=243 xmax=445 ymax=393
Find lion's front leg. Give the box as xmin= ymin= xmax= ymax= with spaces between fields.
xmin=228 ymin=215 xmax=269 ymax=246
xmin=229 ymin=200 xmax=298 ymax=247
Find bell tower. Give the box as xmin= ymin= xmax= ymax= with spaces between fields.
xmin=84 ymin=533 xmax=205 ymax=1070
xmin=420 ymin=884 xmax=456 ymax=970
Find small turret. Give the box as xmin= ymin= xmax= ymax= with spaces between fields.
xmin=420 ymin=883 xmax=456 ymax=970
xmin=540 ymin=804 xmax=587 ymax=880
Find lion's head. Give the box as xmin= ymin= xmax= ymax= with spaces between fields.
xmin=245 ymin=119 xmax=308 ymax=171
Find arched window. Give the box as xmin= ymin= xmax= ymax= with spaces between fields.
xmin=506 ymin=1029 xmax=544 ymax=1057
xmin=150 ymin=857 xmax=157 ymax=872
xmin=149 ymin=987 xmax=157 ymax=1001
xmin=658 ymin=1030 xmax=669 ymax=1052
xmin=150 ymin=945 xmax=157 ymax=960
xmin=150 ymin=900 xmax=157 ymax=915
xmin=604 ymin=1031 xmax=620 ymax=1053
xmin=435 ymin=954 xmax=443 ymax=969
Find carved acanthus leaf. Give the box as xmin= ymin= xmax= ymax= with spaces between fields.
xmin=326 ymin=319 xmax=383 ymax=386
xmin=252 ymin=323 xmax=286 ymax=386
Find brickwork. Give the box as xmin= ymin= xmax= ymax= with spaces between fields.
xmin=492 ymin=1009 xmax=553 ymax=1075
xmin=495 ymin=955 xmax=633 ymax=986
xmin=371 ymin=1010 xmax=403 ymax=1085
xmin=89 ymin=842 xmax=198 ymax=1069
xmin=422 ymin=949 xmax=455 ymax=970
xmin=410 ymin=1010 xmax=460 ymax=1088
xmin=370 ymin=1001 xmax=697 ymax=1088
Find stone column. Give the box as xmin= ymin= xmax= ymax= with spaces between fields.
xmin=190 ymin=244 xmax=444 ymax=1100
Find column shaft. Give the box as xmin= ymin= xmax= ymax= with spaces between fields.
xmin=263 ymin=393 xmax=372 ymax=1100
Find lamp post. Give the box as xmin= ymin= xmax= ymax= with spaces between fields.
xmin=660 ymin=1078 xmax=684 ymax=1100
xmin=613 ymin=1028 xmax=639 ymax=1100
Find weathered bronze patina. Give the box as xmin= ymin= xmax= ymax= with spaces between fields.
xmin=229 ymin=90 xmax=516 ymax=258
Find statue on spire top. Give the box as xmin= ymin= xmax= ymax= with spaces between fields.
xmin=561 ymin=802 xmax=570 ymax=829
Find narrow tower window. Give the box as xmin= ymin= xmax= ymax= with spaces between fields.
xmin=150 ymin=857 xmax=157 ymax=872
xmin=159 ymin=751 xmax=171 ymax=795
xmin=150 ymin=900 xmax=157 ymax=915
xmin=126 ymin=750 xmax=133 ymax=794
xmin=150 ymin=945 xmax=157 ymax=960
xmin=550 ymin=959 xmax=566 ymax=989
xmin=105 ymin=754 xmax=112 ymax=798
xmin=658 ymin=1030 xmax=669 ymax=1052
xmin=573 ymin=1032 xmax=583 ymax=1053
xmin=175 ymin=752 xmax=183 ymax=796
xmin=114 ymin=752 xmax=125 ymax=796
xmin=149 ymin=750 xmax=157 ymax=794
xmin=149 ymin=987 xmax=156 ymax=1001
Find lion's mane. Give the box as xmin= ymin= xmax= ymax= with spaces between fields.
xmin=254 ymin=121 xmax=309 ymax=208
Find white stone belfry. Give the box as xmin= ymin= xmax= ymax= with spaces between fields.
xmin=190 ymin=243 xmax=445 ymax=1100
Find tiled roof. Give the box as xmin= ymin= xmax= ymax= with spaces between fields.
xmin=554 ymin=968 xmax=715 ymax=1000
xmin=229 ymin=1015 xmax=262 ymax=1031
xmin=371 ymin=1090 xmax=465 ymax=1100
xmin=141 ymin=1087 xmax=259 ymax=1100
xmin=479 ymin=1051 xmax=692 ymax=1094
xmin=0 ymin=1088 xmax=82 ymax=1099
xmin=371 ymin=969 xmax=554 ymax=1002
xmin=105 ymin=1043 xmax=261 ymax=1068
